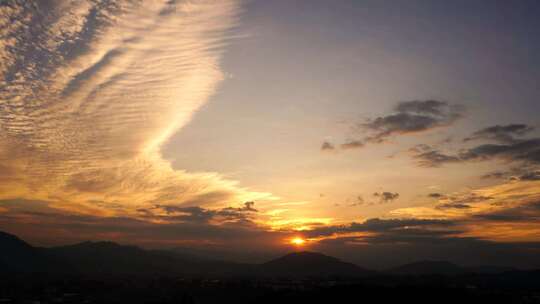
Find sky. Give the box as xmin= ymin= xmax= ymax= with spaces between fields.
xmin=0 ymin=0 xmax=539 ymax=269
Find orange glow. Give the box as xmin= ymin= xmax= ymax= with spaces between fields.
xmin=290 ymin=237 xmax=306 ymax=246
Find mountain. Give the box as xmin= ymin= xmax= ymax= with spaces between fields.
xmin=2 ymin=231 xmax=373 ymax=278
xmin=46 ymin=241 xmax=251 ymax=276
xmin=46 ymin=241 xmax=178 ymax=274
xmin=388 ymin=260 xmax=465 ymax=275
xmin=0 ymin=231 xmax=519 ymax=278
xmin=0 ymin=231 xmax=243 ymax=276
xmin=259 ymin=251 xmax=374 ymax=277
xmin=0 ymin=231 xmax=53 ymax=272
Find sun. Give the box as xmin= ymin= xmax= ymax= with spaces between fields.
xmin=290 ymin=237 xmax=306 ymax=246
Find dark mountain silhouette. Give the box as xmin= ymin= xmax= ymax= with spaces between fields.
xmin=46 ymin=241 xmax=252 ymax=276
xmin=47 ymin=241 xmax=181 ymax=274
xmin=0 ymin=231 xmax=525 ymax=277
xmin=0 ymin=231 xmax=53 ymax=272
xmin=0 ymin=231 xmax=244 ymax=275
xmin=260 ymin=251 xmax=374 ymax=277
xmin=1 ymin=231 xmax=369 ymax=277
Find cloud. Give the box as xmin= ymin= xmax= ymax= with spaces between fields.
xmin=325 ymin=100 xmax=464 ymax=150
xmin=240 ymin=201 xmax=257 ymax=212
xmin=391 ymin=179 xmax=540 ymax=243
xmin=373 ymin=191 xmax=399 ymax=203
xmin=0 ymin=1 xmax=272 ymax=214
xmin=394 ymin=191 xmax=499 ymax=219
xmin=412 ymin=138 xmax=540 ymax=167
xmin=464 ymin=124 xmax=534 ymax=144
xmin=481 ymin=168 xmax=540 ymax=181
xmin=321 ymin=141 xmax=335 ymax=151
xmin=154 ymin=206 xmax=217 ymax=223
xmin=434 ymin=193 xmax=492 ymax=210
xmin=436 ymin=203 xmax=472 ymax=210
xmin=141 ymin=201 xmax=259 ymax=224
xmin=412 ymin=149 xmax=461 ymax=167
xmin=460 ymin=139 xmax=540 ymax=163
xmin=520 ymin=171 xmax=540 ymax=181
xmin=362 ymin=100 xmax=464 ymax=143
xmin=481 ymin=171 xmax=508 ymax=179
xmin=473 ymin=201 xmax=540 ymax=222
xmin=303 ymin=217 xmax=456 ymax=239
xmin=348 ymin=192 xmax=399 ymax=207
xmin=340 ymin=140 xmax=364 ymax=149
xmin=349 ymin=195 xmax=365 ymax=206
xmin=428 ymin=193 xmax=445 ymax=199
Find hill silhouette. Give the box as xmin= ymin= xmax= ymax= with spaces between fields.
xmin=0 ymin=231 xmax=54 ymax=272
xmin=0 ymin=231 xmax=243 ymax=275
xmin=46 ymin=240 xmax=253 ymax=276
xmin=260 ymin=251 xmax=374 ymax=277
xmin=0 ymin=231 xmax=524 ymax=277
xmin=47 ymin=241 xmax=183 ymax=274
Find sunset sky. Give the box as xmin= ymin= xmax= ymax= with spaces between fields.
xmin=1 ymin=0 xmax=539 ymax=268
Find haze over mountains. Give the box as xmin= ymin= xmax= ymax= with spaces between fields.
xmin=0 ymin=231 xmax=526 ymax=277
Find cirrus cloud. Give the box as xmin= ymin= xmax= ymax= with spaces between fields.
xmin=0 ymin=0 xmax=272 ymax=216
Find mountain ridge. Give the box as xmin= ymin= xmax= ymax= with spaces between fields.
xmin=0 ymin=231 xmax=523 ymax=277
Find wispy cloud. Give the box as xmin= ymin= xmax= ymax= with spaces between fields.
xmin=390 ymin=179 xmax=540 ymax=242
xmin=0 ymin=0 xmax=272 ymax=215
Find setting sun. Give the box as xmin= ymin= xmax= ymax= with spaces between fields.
xmin=290 ymin=237 xmax=306 ymax=246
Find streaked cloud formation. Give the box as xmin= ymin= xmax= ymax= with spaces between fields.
xmin=0 ymin=0 xmax=271 ymax=216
